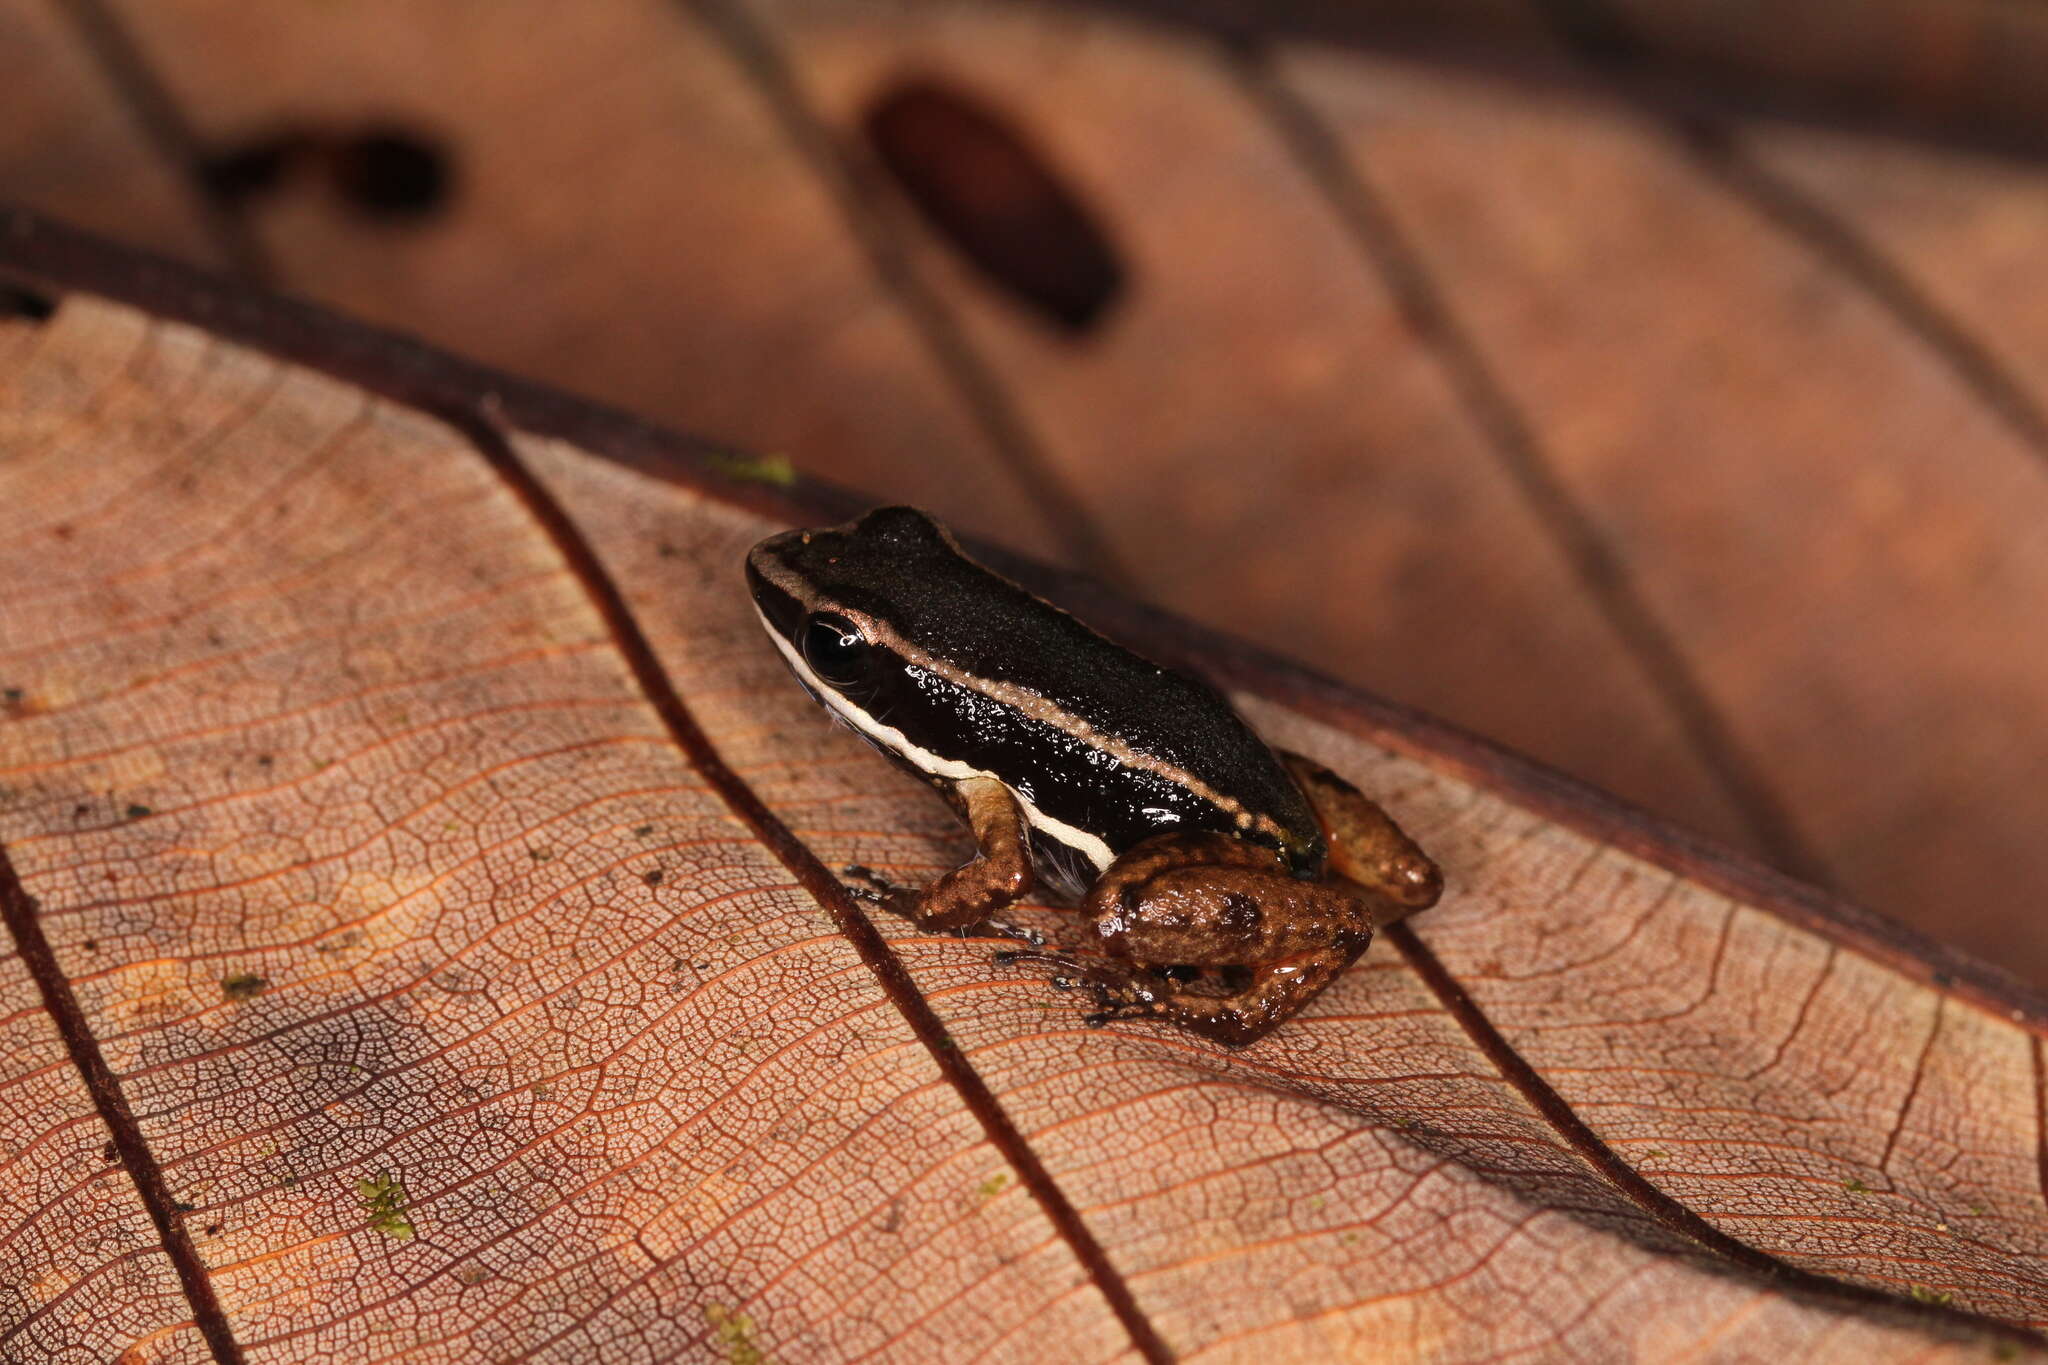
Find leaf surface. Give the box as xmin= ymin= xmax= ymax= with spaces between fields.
xmin=11 ymin=0 xmax=2048 ymax=987
xmin=1 ymin=290 xmax=2044 ymax=1362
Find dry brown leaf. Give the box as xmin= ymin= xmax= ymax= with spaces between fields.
xmin=2 ymin=274 xmax=2046 ymax=1362
xmin=14 ymin=0 xmax=2048 ymax=986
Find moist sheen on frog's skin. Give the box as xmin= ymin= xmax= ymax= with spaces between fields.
xmin=862 ymin=646 xmax=1252 ymax=896
xmin=747 ymin=507 xmax=1326 ymax=875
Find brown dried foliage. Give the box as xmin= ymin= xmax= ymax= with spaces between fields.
xmin=12 ymin=0 xmax=2048 ymax=988
xmin=2 ymin=293 xmax=2046 ymax=1364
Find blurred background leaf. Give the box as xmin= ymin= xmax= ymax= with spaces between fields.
xmin=5 ymin=0 xmax=2047 ymax=987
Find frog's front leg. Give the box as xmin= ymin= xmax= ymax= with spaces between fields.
xmin=1281 ymin=751 xmax=1442 ymax=917
xmin=858 ymin=775 xmax=1035 ymax=932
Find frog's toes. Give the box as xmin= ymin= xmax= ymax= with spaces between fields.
xmin=839 ymin=863 xmax=905 ymax=903
xmin=1082 ymin=998 xmax=1163 ymax=1029
xmin=993 ymin=946 xmax=1083 ymax=973
xmin=980 ymin=919 xmax=1045 ymax=947
xmin=1079 ymin=973 xmax=1166 ymax=1014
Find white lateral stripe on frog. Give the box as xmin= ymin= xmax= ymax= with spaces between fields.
xmin=757 ymin=605 xmax=1118 ymax=876
xmin=748 ymin=547 xmax=1274 ymax=844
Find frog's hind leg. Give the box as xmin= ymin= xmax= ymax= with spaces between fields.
xmin=1280 ymin=751 xmax=1442 ymax=918
xmin=1064 ymin=827 xmax=1390 ymax=1046
xmin=1034 ymin=831 xmax=1305 ymax=1044
xmin=1087 ymin=945 xmax=1365 ymax=1048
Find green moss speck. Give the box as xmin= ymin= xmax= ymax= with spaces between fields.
xmin=221 ymin=973 xmax=268 ymax=1001
xmin=1907 ymin=1285 xmax=1954 ymax=1306
xmin=1842 ymin=1176 xmax=1870 ymax=1194
xmin=704 ymin=1303 xmax=766 ymax=1365
xmin=975 ymin=1173 xmax=1009 ymax=1199
xmin=708 ymin=451 xmax=797 ymax=488
xmin=357 ymin=1171 xmax=415 ymax=1242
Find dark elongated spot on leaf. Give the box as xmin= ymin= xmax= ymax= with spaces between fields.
xmin=863 ymin=79 xmax=1125 ymax=332
xmin=0 ymin=285 xmax=56 ymax=322
xmin=1530 ymin=0 xmax=1647 ymax=65
xmin=201 ymin=124 xmax=452 ymax=223
xmin=199 ymin=129 xmax=316 ymax=203
xmin=332 ymin=127 xmax=453 ymax=220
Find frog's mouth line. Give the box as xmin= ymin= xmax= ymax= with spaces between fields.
xmin=753 ymin=601 xmax=1117 ymax=882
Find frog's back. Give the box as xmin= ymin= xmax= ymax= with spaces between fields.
xmin=776 ymin=508 xmax=1326 ymax=876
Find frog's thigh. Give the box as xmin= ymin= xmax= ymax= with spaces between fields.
xmin=1081 ymin=832 xmax=1291 ymax=964
xmin=891 ymin=775 xmax=1036 ymax=932
xmin=1280 ymin=750 xmax=1443 ymax=916
xmin=1083 ymin=832 xmax=1279 ymax=909
xmin=1150 ymin=947 xmax=1361 ymax=1048
xmin=1104 ymin=866 xmax=1375 ymax=966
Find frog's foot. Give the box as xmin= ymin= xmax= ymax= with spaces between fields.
xmin=1082 ymin=991 xmax=1173 ymax=1030
xmin=839 ymin=863 xmax=900 ymax=904
xmin=977 ymin=918 xmax=1046 ymax=947
xmin=992 ymin=950 xmax=1166 ymax=1011
xmin=838 ymin=866 xmax=959 ymax=931
xmin=992 ymin=945 xmax=1075 ymax=968
xmin=990 ymin=946 xmax=1092 ymax=983
xmin=997 ymin=950 xmax=1117 ymax=1010
xmin=1067 ymin=965 xmax=1176 ymax=1026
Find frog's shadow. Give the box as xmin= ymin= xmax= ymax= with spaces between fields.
xmin=950 ymin=899 xmax=1989 ymax=1344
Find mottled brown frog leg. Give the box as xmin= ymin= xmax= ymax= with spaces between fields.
xmin=1279 ymin=750 xmax=1443 ymax=920
xmin=990 ymin=832 xmax=1273 ymax=977
xmin=1096 ymin=949 xmax=1360 ymax=1048
xmin=847 ymin=775 xmax=1036 ymax=933
xmin=1069 ymin=832 xmax=1376 ymax=1046
xmin=1101 ymin=756 xmax=1441 ymax=1045
xmin=993 ymin=759 xmax=1443 ymax=1045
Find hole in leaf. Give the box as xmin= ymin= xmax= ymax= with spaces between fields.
xmin=331 ymin=127 xmax=453 ymax=220
xmin=0 ymin=285 xmax=56 ymax=322
xmin=863 ymin=78 xmax=1125 ymax=333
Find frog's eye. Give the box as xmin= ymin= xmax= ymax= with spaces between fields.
xmin=801 ymin=613 xmax=872 ymax=688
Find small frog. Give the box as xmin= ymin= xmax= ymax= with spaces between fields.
xmin=746 ymin=506 xmax=1442 ymax=1046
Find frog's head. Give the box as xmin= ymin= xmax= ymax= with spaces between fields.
xmin=744 ymin=505 xmax=960 ymax=692
xmin=745 ymin=505 xmax=1021 ymax=777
